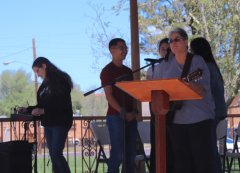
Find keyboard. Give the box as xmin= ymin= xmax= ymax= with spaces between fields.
xmin=11 ymin=113 xmax=40 ymax=121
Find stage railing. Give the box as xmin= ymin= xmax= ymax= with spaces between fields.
xmin=0 ymin=116 xmax=150 ymax=173
xmin=0 ymin=115 xmax=239 ymax=173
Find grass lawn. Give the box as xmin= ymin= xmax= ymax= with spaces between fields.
xmin=36 ymin=156 xmax=240 ymax=173
xmin=36 ymin=156 xmax=108 ymax=173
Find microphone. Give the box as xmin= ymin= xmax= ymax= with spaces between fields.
xmin=144 ymin=48 xmax=172 ymax=64
xmin=144 ymin=58 xmax=162 ymax=63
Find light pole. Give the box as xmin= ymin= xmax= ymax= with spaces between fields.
xmin=32 ymin=38 xmax=38 ymax=100
xmin=32 ymin=38 xmax=42 ymax=158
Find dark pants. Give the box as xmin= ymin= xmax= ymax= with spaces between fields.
xmin=106 ymin=115 xmax=138 ymax=173
xmin=169 ymin=119 xmax=220 ymax=173
xmin=44 ymin=126 xmax=71 ymax=173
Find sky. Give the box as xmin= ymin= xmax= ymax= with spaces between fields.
xmin=0 ymin=0 xmax=150 ymax=93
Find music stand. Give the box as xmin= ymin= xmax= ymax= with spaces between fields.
xmin=116 ymin=78 xmax=202 ymax=173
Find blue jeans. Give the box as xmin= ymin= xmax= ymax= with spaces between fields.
xmin=44 ymin=126 xmax=71 ymax=173
xmin=106 ymin=115 xmax=138 ymax=173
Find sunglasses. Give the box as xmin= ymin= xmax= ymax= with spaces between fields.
xmin=168 ymin=37 xmax=185 ymax=44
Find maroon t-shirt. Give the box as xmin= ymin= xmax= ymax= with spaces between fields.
xmin=100 ymin=62 xmax=134 ymax=115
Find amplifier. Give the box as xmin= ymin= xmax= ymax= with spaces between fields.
xmin=0 ymin=140 xmax=33 ymax=173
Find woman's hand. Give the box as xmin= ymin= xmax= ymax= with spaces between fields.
xmin=125 ymin=112 xmax=137 ymax=122
xmin=136 ymin=114 xmax=143 ymax=122
xmin=32 ymin=108 xmax=44 ymax=116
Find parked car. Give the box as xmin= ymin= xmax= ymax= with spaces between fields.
xmin=68 ymin=137 xmax=80 ymax=146
xmin=226 ymin=137 xmax=240 ymax=151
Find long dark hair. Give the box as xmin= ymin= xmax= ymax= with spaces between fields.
xmin=158 ymin=37 xmax=169 ymax=52
xmin=190 ymin=37 xmax=223 ymax=82
xmin=32 ymin=57 xmax=73 ymax=93
xmin=190 ymin=37 xmax=216 ymax=63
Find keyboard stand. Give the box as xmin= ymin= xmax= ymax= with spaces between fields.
xmin=11 ymin=114 xmax=41 ymax=173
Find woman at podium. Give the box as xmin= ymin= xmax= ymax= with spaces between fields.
xmin=152 ymin=28 xmax=220 ymax=173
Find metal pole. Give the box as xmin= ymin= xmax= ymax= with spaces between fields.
xmin=32 ymin=38 xmax=39 ymax=173
xmin=32 ymin=38 xmax=38 ymax=98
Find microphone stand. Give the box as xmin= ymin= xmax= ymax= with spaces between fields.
xmin=84 ymin=59 xmax=165 ymax=96
xmin=84 ymin=58 xmax=165 ymax=173
xmin=84 ymin=48 xmax=171 ymax=96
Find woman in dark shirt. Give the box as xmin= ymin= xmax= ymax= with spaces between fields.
xmin=190 ymin=37 xmax=227 ymax=173
xmin=27 ymin=57 xmax=73 ymax=173
xmin=190 ymin=37 xmax=227 ymax=124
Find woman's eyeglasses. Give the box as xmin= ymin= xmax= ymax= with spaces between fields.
xmin=168 ymin=37 xmax=184 ymax=44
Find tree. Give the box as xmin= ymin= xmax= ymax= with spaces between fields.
xmin=71 ymin=84 xmax=84 ymax=114
xmin=111 ymin=0 xmax=240 ymax=103
xmin=0 ymin=70 xmax=35 ymax=116
xmin=87 ymin=1 xmax=131 ymax=71
xmin=182 ymin=0 xmax=240 ymax=103
xmin=81 ymin=92 xmax=107 ymax=116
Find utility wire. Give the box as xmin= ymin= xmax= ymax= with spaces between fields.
xmin=0 ymin=47 xmax=32 ymax=59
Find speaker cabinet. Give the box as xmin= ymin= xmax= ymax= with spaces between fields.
xmin=0 ymin=141 xmax=33 ymax=173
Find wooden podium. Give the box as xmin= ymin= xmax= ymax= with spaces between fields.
xmin=116 ymin=78 xmax=202 ymax=173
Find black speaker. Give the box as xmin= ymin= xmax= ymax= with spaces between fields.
xmin=0 ymin=140 xmax=33 ymax=173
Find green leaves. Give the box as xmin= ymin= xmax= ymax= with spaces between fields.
xmin=135 ymin=0 xmax=240 ymax=103
xmin=0 ymin=70 xmax=35 ymax=116
xmin=0 ymin=70 xmax=108 ymax=117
